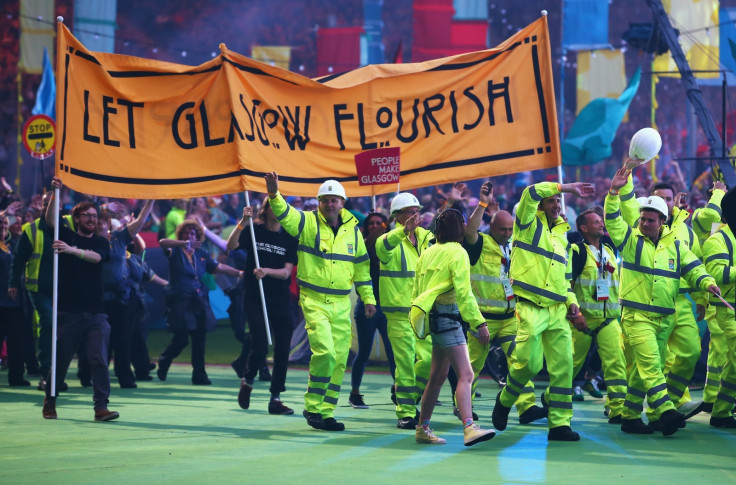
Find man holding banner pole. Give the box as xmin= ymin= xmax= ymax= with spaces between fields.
xmin=265 ymin=172 xmax=376 ymax=431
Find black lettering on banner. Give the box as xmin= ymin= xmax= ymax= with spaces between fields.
xmin=200 ymin=101 xmax=225 ymax=147
xmin=278 ymin=105 xmax=311 ymax=151
xmin=422 ymin=93 xmax=445 ymax=138
xmin=252 ymin=99 xmax=270 ymax=146
xmin=334 ymin=103 xmax=354 ymax=150
xmin=376 ymin=107 xmax=392 ymax=128
xmin=357 ymin=103 xmax=377 ymax=150
xmin=238 ymin=95 xmax=257 ymax=142
xmin=172 ymin=101 xmax=197 ymax=149
xmin=462 ymin=86 xmax=484 ymax=130
xmin=102 ymin=96 xmax=120 ymax=147
xmin=396 ymin=98 xmax=419 ymax=143
xmin=228 ymin=111 xmax=245 ymax=142
xmin=117 ymin=98 xmax=144 ymax=148
xmin=263 ymin=109 xmax=280 ymax=130
xmin=448 ymin=90 xmax=459 ymax=133
xmin=488 ymin=76 xmax=513 ymax=125
xmin=83 ymin=90 xmax=100 ymax=144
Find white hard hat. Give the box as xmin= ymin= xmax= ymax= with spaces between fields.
xmin=390 ymin=192 xmax=422 ymax=214
xmin=316 ymin=180 xmax=346 ymax=200
xmin=629 ymin=127 xmax=662 ymax=164
xmin=637 ymin=195 xmax=668 ymax=219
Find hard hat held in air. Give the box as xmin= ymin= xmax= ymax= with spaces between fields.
xmin=628 ymin=127 xmax=662 ymax=166
xmin=316 ymin=180 xmax=347 ymax=200
xmin=637 ymin=195 xmax=668 ymax=219
xmin=390 ymin=192 xmax=422 ymax=214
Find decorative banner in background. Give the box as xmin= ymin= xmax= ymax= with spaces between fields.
xmin=56 ymin=17 xmax=560 ymax=199
xmin=576 ymin=49 xmax=626 ymax=115
xmin=74 ymin=0 xmax=117 ymax=53
xmin=251 ymin=46 xmax=291 ymax=71
xmin=19 ymin=0 xmax=56 ymax=74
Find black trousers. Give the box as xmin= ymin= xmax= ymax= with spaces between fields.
xmin=106 ymin=299 xmax=135 ymax=385
xmin=243 ymin=300 xmax=293 ymax=394
xmin=0 ymin=305 xmax=25 ymax=383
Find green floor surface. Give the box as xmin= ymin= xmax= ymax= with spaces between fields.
xmin=2 ymin=365 xmax=736 ymax=484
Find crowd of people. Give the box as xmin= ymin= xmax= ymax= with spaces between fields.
xmin=1 ymin=153 xmax=734 ymax=447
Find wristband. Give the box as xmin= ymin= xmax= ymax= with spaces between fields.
xmin=478 ymin=201 xmax=488 ymax=209
xmin=237 ymin=223 xmax=245 ymax=230
xmin=609 ymin=189 xmax=620 ymax=196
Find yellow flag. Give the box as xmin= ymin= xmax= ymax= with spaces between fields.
xmin=251 ymin=46 xmax=291 ymax=71
xmin=56 ymin=17 xmax=560 ymax=198
xmin=652 ymin=0 xmax=719 ymax=78
xmin=576 ymin=50 xmax=626 ymax=114
xmin=19 ymin=0 xmax=55 ymax=74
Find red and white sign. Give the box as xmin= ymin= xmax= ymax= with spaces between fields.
xmin=354 ymin=147 xmax=400 ymax=186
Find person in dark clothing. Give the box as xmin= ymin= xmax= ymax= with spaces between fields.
xmin=1 ymin=212 xmax=29 ymax=386
xmin=349 ymin=211 xmax=395 ymax=409
xmin=158 ymin=219 xmax=243 ymax=385
xmin=41 ymin=177 xmax=119 ymax=421
xmin=227 ymin=200 xmax=298 ymax=415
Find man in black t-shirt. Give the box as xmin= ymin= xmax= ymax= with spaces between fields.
xmin=226 ymin=200 xmax=298 ymax=415
xmin=41 ymin=177 xmax=119 ymax=422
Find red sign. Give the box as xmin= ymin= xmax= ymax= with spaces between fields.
xmin=22 ymin=114 xmax=56 ymax=159
xmin=354 ymin=147 xmax=400 ymax=186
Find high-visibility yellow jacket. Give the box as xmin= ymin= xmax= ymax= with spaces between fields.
xmin=375 ymin=223 xmax=433 ymax=314
xmin=691 ymin=189 xmax=725 ymax=245
xmin=605 ymin=193 xmax=715 ymax=316
xmin=703 ymin=225 xmax=735 ymax=316
xmin=411 ymin=241 xmax=484 ymax=330
xmin=571 ymin=242 xmax=621 ymax=321
xmin=269 ymin=193 xmax=375 ymax=305
xmin=510 ymin=182 xmax=577 ymax=308
xmin=10 ymin=215 xmax=73 ymax=293
xmin=468 ymin=233 xmax=515 ymax=317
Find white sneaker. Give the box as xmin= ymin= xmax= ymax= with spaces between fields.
xmin=463 ymin=423 xmax=496 ymax=447
xmin=416 ymin=426 xmax=446 ymax=444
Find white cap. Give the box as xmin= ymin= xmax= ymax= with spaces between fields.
xmin=390 ymin=192 xmax=422 ymax=214
xmin=637 ymin=195 xmax=668 ymax=219
xmin=316 ymin=180 xmax=346 ymax=200
xmin=629 ymin=127 xmax=662 ymax=164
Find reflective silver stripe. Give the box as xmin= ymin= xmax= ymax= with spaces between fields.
xmin=606 ymin=379 xmax=627 ymax=387
xmin=616 ymin=227 xmax=632 ymax=252
xmin=276 ymin=204 xmax=291 ymax=221
xmin=705 ymin=253 xmax=729 ymax=264
xmin=706 ymin=378 xmax=721 ymax=387
xmin=309 ymin=374 xmax=331 ymax=383
xmin=515 ymin=216 xmax=533 ymax=230
xmin=297 ymin=279 xmax=351 ymax=296
xmin=415 ymin=376 xmax=428 ymax=385
xmin=666 ymin=385 xmax=685 ymax=398
xmin=620 ymin=299 xmax=674 ymax=314
xmin=355 ymin=252 xmax=370 ymax=264
xmin=514 ymin=241 xmax=567 ymax=265
xmin=354 ymin=280 xmax=371 ymax=287
xmin=497 ymin=335 xmax=515 ymax=343
xmin=521 ymin=387 xmax=534 ymax=394
xmin=505 ymin=386 xmax=520 ymax=397
xmin=323 ymin=396 xmax=338 ymax=405
xmin=725 ymin=266 xmax=731 ymax=284
xmin=506 ymin=340 xmax=517 ymax=356
xmin=476 ymin=297 xmax=510 ymax=308
xmin=531 ymin=221 xmax=543 ymax=247
xmin=395 ymin=386 xmax=419 ymax=394
xmin=624 ymin=400 xmax=643 ymax=412
xmin=513 ymin=280 xmax=567 ymax=302
xmin=327 ymin=383 xmax=341 ymax=392
xmin=707 ymin=365 xmax=724 ymax=373
xmin=307 ymin=387 xmax=326 ymax=396
xmin=381 ymin=306 xmax=411 ymax=313
xmin=634 ymin=237 xmax=644 ymax=266
xmin=679 ymin=288 xmax=695 ymax=294
xmin=549 ymin=386 xmax=572 ymax=395
xmin=695 ymin=274 xmax=707 ymax=289
xmin=529 ymin=185 xmax=541 ymax=201
xmin=296 ymin=211 xmax=306 ymax=238
xmin=579 ymin=302 xmax=605 ymax=310
xmin=706 ymin=203 xmax=722 ymax=217
xmin=621 ymin=191 xmax=635 ymax=201
xmin=717 ymin=392 xmax=736 ymax=404
xmin=379 ymin=270 xmax=415 ymax=278
xmin=627 ymin=387 xmax=646 ymax=399
xmin=298 ymin=244 xmax=355 ymax=262
xmin=721 ymin=379 xmax=736 ymax=392
xmin=470 ymin=274 xmax=504 ymax=283
xmin=647 ymin=382 xmax=668 ymax=395
xmin=694 ymin=215 xmax=707 ymax=234
xmin=508 ymin=375 xmax=526 ymax=390
xmin=710 ymin=300 xmax=729 ymax=307
xmin=578 ymin=278 xmax=619 ymax=287
xmin=606 ymin=209 xmax=621 ymax=220
xmin=382 ymin=236 xmax=397 ymax=252
xmin=547 ymin=400 xmax=573 ymax=409
xmin=650 ymin=395 xmax=670 ymax=409
xmin=607 ymin=392 xmax=626 ymax=399
xmin=681 ymin=259 xmax=702 ymax=275
xmin=396 ymin=398 xmax=415 ymax=405
xmin=27 ymin=279 xmax=39 ymax=285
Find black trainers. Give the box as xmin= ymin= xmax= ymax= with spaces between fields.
xmin=157 ymin=358 xmax=171 ymax=381
xmin=702 ymin=402 xmax=713 ymax=413
xmin=230 ymin=359 xmax=244 ymax=379
xmin=492 ymin=390 xmax=511 ymax=431
xmin=349 ymin=393 xmax=369 ymax=409
xmin=322 ymin=417 xmax=345 ymax=431
xmin=652 ymin=410 xmax=685 ymax=436
xmin=621 ymin=418 xmax=654 ymax=434
xmin=547 ymin=425 xmax=580 ymax=441
xmin=608 ymin=414 xmax=623 ymax=424
xmin=268 ymin=399 xmax=294 ymax=415
xmin=192 ymin=374 xmax=212 ymax=385
xmin=303 ymin=410 xmax=324 ymax=430
xmin=238 ymin=381 xmax=253 ymax=410
xmin=397 ymin=416 xmax=418 ymax=429
xmin=259 ymin=365 xmax=272 ymax=382
xmin=519 ymin=405 xmax=547 ymax=424
xmin=710 ymin=415 xmax=736 ymax=428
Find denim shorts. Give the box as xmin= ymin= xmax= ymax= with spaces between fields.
xmin=429 ymin=303 xmax=467 ymax=348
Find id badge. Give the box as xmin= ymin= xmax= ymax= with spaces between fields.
xmin=596 ymin=279 xmax=610 ymax=301
xmin=501 ymin=277 xmax=514 ymax=300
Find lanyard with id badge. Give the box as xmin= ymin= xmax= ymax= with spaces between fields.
xmin=591 ymin=245 xmax=610 ymax=301
xmin=500 ymin=243 xmax=514 ymax=300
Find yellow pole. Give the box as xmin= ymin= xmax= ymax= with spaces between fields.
xmin=650 ymin=66 xmax=659 ymax=182
xmin=16 ymin=69 xmax=23 ymax=195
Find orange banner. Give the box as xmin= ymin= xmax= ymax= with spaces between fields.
xmin=56 ymin=17 xmax=559 ymax=199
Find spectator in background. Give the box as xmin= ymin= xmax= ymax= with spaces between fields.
xmin=1 ymin=211 xmax=29 ymax=386
xmin=164 ymin=199 xmax=188 ymax=239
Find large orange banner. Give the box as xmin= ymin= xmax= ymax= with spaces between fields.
xmin=56 ymin=17 xmax=559 ymax=198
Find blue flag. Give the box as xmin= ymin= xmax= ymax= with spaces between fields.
xmin=561 ymin=67 xmax=641 ymax=166
xmin=32 ymin=47 xmax=56 ymax=120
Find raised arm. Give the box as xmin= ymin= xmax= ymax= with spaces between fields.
xmin=465 ymin=181 xmax=492 ymax=244
xmin=45 ymin=177 xmax=62 ymax=228
xmin=126 ymin=199 xmax=154 ymax=237
xmin=226 ymin=206 xmax=253 ymax=251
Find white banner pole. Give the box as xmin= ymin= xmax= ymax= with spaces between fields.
xmin=244 ymin=192 xmax=272 ymax=346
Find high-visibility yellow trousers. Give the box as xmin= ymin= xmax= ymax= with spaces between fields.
xmin=301 ymin=294 xmax=352 ymax=418
xmin=621 ymin=308 xmax=676 ymax=421
xmin=386 ymin=313 xmax=432 ymax=419
xmin=712 ymin=306 xmax=736 ymax=418
xmin=499 ymin=301 xmax=573 ymax=428
xmin=703 ymin=305 xmax=726 ymax=405
xmin=464 ymin=314 xmax=536 ymax=413
xmin=571 ymin=317 xmax=627 ymax=419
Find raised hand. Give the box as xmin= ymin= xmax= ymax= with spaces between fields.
xmin=265 ymin=172 xmax=279 ymax=195
xmin=610 ymin=167 xmax=630 ymax=192
xmin=562 ymin=182 xmax=595 ymax=198
xmin=478 ymin=181 xmax=493 ymax=204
